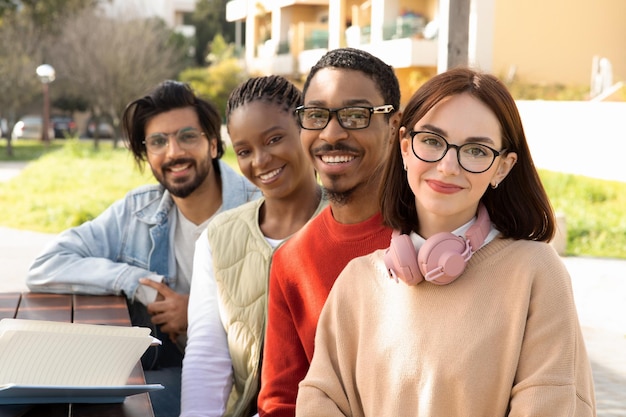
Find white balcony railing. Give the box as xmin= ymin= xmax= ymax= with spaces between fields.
xmin=361 ymin=38 xmax=438 ymax=68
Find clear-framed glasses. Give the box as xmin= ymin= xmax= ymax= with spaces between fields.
xmin=143 ymin=127 xmax=206 ymax=155
xmin=409 ymin=130 xmax=506 ymax=174
xmin=295 ymin=105 xmax=395 ymax=130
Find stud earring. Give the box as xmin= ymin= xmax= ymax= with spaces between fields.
xmin=490 ymin=182 xmax=499 ymax=189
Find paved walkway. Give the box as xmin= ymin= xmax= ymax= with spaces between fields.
xmin=0 ymin=161 xmax=27 ymax=182
xmin=583 ymin=326 xmax=626 ymax=416
xmin=564 ymin=256 xmax=626 ymax=416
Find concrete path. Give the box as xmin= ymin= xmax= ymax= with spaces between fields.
xmin=0 ymin=226 xmax=56 ymax=292
xmin=0 ymin=161 xmax=28 ymax=183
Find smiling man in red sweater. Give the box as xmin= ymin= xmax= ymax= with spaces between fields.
xmin=257 ymin=48 xmax=402 ymax=416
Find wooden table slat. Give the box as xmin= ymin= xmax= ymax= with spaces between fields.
xmin=73 ymin=294 xmax=131 ymax=326
xmin=15 ymin=293 xmax=72 ymax=322
xmin=0 ymin=293 xmax=21 ymax=320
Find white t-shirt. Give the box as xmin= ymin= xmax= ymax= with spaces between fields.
xmin=181 ymin=228 xmax=283 ymax=416
xmin=174 ymin=206 xmax=212 ymax=295
xmin=133 ymin=207 xmax=213 ymax=306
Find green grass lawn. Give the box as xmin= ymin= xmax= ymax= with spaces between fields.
xmin=0 ymin=139 xmax=155 ymax=231
xmin=1 ymin=138 xmax=625 ymax=259
xmin=0 ymin=139 xmax=64 ymax=161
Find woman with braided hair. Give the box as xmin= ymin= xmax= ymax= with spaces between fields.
xmin=181 ymin=75 xmax=325 ymax=416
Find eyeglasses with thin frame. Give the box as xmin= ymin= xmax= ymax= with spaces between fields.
xmin=408 ymin=130 xmax=506 ymax=173
xmin=295 ymin=105 xmax=395 ymax=130
xmin=143 ymin=127 xmax=206 ymax=155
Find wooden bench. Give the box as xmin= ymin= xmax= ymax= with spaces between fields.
xmin=0 ymin=292 xmax=154 ymax=417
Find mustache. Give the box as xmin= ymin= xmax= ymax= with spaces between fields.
xmin=161 ymin=158 xmax=196 ymax=171
xmin=311 ymin=142 xmax=360 ymax=154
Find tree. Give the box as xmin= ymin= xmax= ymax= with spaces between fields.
xmin=189 ymin=0 xmax=235 ymax=66
xmin=13 ymin=0 xmax=99 ymax=36
xmin=0 ymin=0 xmax=19 ymax=18
xmin=0 ymin=0 xmax=97 ymax=156
xmin=48 ymin=7 xmax=188 ymax=148
xmin=179 ymin=35 xmax=246 ymax=120
xmin=0 ymin=0 xmax=95 ymax=19
xmin=0 ymin=14 xmax=43 ymax=155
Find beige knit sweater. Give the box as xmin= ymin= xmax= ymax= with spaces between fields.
xmin=296 ymin=238 xmax=595 ymax=417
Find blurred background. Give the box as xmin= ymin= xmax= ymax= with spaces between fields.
xmin=0 ymin=0 xmax=624 ymax=150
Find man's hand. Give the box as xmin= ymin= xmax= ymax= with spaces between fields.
xmin=140 ymin=278 xmax=189 ymax=343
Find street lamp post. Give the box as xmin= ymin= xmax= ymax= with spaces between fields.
xmin=36 ymin=64 xmax=56 ymax=144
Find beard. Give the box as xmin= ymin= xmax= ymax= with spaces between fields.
xmin=313 ymin=142 xmax=361 ymax=206
xmin=322 ymin=176 xmax=357 ymax=206
xmin=152 ymin=157 xmax=212 ymax=198
xmin=321 ymin=160 xmax=385 ymax=207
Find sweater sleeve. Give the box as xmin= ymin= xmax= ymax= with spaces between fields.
xmin=181 ymin=229 xmax=233 ymax=417
xmin=258 ymin=254 xmax=309 ymax=417
xmin=508 ymin=248 xmax=595 ymax=416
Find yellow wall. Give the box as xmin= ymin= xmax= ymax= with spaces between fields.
xmin=289 ymin=4 xmax=328 ymax=23
xmin=493 ymin=0 xmax=626 ymax=85
xmin=402 ymin=0 xmax=436 ymax=20
xmin=395 ymin=66 xmax=437 ymax=108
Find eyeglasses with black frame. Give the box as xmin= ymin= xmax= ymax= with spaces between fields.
xmin=408 ymin=130 xmax=506 ymax=174
xmin=295 ymin=105 xmax=395 ymax=130
xmin=143 ymin=127 xmax=206 ymax=155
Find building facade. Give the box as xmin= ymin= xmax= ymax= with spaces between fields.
xmin=225 ymin=0 xmax=625 ymax=104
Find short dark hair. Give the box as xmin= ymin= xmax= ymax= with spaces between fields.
xmin=122 ymin=80 xmax=224 ymax=171
xmin=302 ymin=48 xmax=400 ymax=116
xmin=225 ymin=75 xmax=302 ymax=127
xmin=379 ymin=67 xmax=555 ymax=242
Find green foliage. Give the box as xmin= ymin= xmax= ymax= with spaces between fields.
xmin=52 ymin=95 xmax=89 ymax=113
xmin=166 ymin=30 xmax=196 ymax=68
xmin=505 ymin=81 xmax=590 ymax=101
xmin=188 ymin=0 xmax=234 ymax=66
xmin=0 ymin=0 xmax=18 ymax=17
xmin=0 ymin=139 xmax=64 ymax=161
xmin=0 ymin=140 xmax=155 ymax=232
xmin=11 ymin=0 xmax=97 ymax=35
xmin=539 ymin=169 xmax=626 ymax=259
xmin=206 ymin=33 xmax=236 ymax=63
xmin=179 ymin=38 xmax=247 ymax=119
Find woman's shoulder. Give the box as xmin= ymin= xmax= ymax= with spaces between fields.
xmin=477 ymin=238 xmax=559 ymax=263
xmin=205 ymin=200 xmax=266 ymax=250
xmin=474 ymin=238 xmax=570 ymax=284
xmin=210 ymin=198 xmax=265 ymax=227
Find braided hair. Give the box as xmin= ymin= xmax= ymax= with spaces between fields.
xmin=226 ymin=75 xmax=302 ymax=125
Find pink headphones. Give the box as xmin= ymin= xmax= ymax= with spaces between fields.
xmin=383 ymin=204 xmax=491 ymax=286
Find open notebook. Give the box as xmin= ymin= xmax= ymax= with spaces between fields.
xmin=0 ymin=318 xmax=163 ymax=404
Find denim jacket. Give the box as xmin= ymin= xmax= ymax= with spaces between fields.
xmin=27 ymin=160 xmax=261 ymax=301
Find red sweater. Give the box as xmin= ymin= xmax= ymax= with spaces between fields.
xmin=258 ymin=206 xmax=392 ymax=417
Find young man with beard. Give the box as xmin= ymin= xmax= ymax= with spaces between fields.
xmin=257 ymin=48 xmax=402 ymax=417
xmin=26 ymin=80 xmax=260 ymax=417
